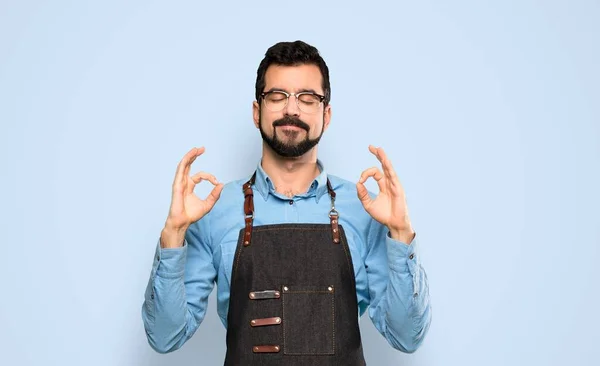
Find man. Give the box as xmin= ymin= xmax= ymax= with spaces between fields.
xmin=142 ymin=40 xmax=431 ymax=365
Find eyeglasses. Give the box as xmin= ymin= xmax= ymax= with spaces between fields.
xmin=260 ymin=91 xmax=325 ymax=114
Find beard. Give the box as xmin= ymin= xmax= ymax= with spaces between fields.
xmin=259 ymin=114 xmax=324 ymax=158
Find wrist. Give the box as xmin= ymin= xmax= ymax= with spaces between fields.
xmin=388 ymin=225 xmax=415 ymax=244
xmin=160 ymin=224 xmax=188 ymax=249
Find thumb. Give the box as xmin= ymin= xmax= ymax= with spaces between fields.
xmin=356 ymin=182 xmax=372 ymax=209
xmin=205 ymin=183 xmax=225 ymax=209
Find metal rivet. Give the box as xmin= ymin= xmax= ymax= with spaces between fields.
xmin=275 ymin=346 xmax=280 ymax=351
xmin=251 ymin=320 xmax=256 ymax=325
xmin=332 ymin=220 xmax=337 ymax=224
xmin=333 ymin=229 xmax=337 ymax=233
xmin=328 ymin=286 xmax=333 ymax=292
xmin=275 ymin=291 xmax=280 ymax=296
xmin=276 ymin=317 xmax=281 ymax=323
xmin=249 ymin=293 xmax=255 ymax=299
xmin=253 ymin=347 xmax=258 ymax=352
xmin=283 ymin=286 xmax=288 ymax=291
xmin=244 ymin=241 xmax=249 ymax=245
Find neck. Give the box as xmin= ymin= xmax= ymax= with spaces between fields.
xmin=260 ymin=143 xmax=321 ymax=198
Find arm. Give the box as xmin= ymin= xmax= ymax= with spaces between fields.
xmin=141 ymin=146 xmax=223 ymax=353
xmin=142 ymin=220 xmax=217 ymax=353
xmin=365 ymin=220 xmax=431 ymax=353
xmin=356 ymin=145 xmax=431 ymax=352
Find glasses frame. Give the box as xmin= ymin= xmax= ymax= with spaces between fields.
xmin=260 ymin=90 xmax=325 ymax=114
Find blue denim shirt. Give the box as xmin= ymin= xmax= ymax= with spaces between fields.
xmin=142 ymin=160 xmax=431 ymax=354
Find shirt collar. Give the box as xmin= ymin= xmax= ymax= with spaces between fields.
xmin=253 ymin=159 xmax=329 ymax=203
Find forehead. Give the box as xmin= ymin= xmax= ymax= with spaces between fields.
xmin=264 ymin=64 xmax=323 ymax=93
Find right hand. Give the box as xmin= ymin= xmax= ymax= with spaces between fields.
xmin=161 ymin=147 xmax=224 ymax=248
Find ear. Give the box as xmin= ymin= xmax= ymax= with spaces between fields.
xmin=253 ymin=101 xmax=260 ymax=128
xmin=323 ymin=104 xmax=332 ymax=132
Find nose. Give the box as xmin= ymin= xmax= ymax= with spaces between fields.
xmin=284 ymin=94 xmax=301 ymax=117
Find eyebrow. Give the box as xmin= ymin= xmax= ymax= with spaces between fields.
xmin=264 ymin=87 xmax=321 ymax=94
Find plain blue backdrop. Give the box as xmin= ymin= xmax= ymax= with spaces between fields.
xmin=1 ymin=0 xmax=598 ymax=365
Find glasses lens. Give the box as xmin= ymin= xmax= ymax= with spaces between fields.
xmin=264 ymin=92 xmax=288 ymax=112
xmin=297 ymin=93 xmax=321 ymax=113
xmin=263 ymin=92 xmax=322 ymax=113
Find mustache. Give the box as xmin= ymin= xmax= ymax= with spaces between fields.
xmin=272 ymin=116 xmax=310 ymax=132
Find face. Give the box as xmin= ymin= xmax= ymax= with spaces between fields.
xmin=253 ymin=64 xmax=331 ymax=158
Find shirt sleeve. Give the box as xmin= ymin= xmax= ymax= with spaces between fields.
xmin=365 ymin=219 xmax=432 ymax=353
xmin=141 ymin=217 xmax=217 ymax=353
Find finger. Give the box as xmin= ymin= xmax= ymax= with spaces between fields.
xmin=369 ymin=145 xmax=402 ymax=191
xmin=358 ymin=167 xmax=383 ymax=183
xmin=183 ymin=147 xmax=206 ymax=180
xmin=358 ymin=167 xmax=386 ymax=194
xmin=368 ymin=144 xmax=378 ymax=157
xmin=205 ymin=183 xmax=225 ymax=209
xmin=174 ymin=147 xmax=205 ymax=186
xmin=188 ymin=171 xmax=218 ymax=195
xmin=375 ymin=147 xmax=397 ymax=178
xmin=369 ymin=145 xmax=388 ymax=167
xmin=356 ymin=182 xmax=373 ymax=208
xmin=190 ymin=171 xmax=218 ymax=184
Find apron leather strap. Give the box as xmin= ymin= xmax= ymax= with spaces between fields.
xmin=242 ymin=172 xmax=256 ymax=246
xmin=327 ymin=178 xmax=341 ymax=244
xmin=242 ymin=171 xmax=340 ymax=245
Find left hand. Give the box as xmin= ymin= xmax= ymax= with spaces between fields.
xmin=357 ymin=145 xmax=415 ymax=244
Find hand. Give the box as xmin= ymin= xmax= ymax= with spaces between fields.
xmin=161 ymin=147 xmax=224 ymax=248
xmin=357 ymin=145 xmax=415 ymax=244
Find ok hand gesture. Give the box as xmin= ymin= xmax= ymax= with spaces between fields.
xmin=357 ymin=145 xmax=415 ymax=244
xmin=161 ymin=147 xmax=224 ymax=248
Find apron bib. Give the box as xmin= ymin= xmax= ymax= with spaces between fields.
xmin=224 ymin=173 xmax=366 ymax=365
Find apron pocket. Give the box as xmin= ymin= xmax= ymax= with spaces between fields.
xmin=282 ymin=285 xmax=335 ymax=355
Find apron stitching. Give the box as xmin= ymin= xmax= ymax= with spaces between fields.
xmin=332 ymin=287 xmax=336 ymax=354
xmin=282 ymin=289 xmax=336 ymax=356
xmin=283 ymin=285 xmax=287 ymax=355
xmin=252 ymin=227 xmax=334 ymax=232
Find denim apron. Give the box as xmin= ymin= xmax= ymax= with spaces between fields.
xmin=224 ymin=173 xmax=366 ymax=365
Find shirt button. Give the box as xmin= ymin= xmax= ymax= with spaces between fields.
xmin=151 ymin=294 xmax=154 ymax=299
xmin=289 ymin=200 xmax=294 ymax=205
xmin=409 ymin=254 xmax=414 ymax=260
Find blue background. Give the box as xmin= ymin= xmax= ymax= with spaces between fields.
xmin=1 ymin=0 xmax=598 ymax=365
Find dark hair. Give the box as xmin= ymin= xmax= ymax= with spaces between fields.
xmin=255 ymin=40 xmax=331 ymax=107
